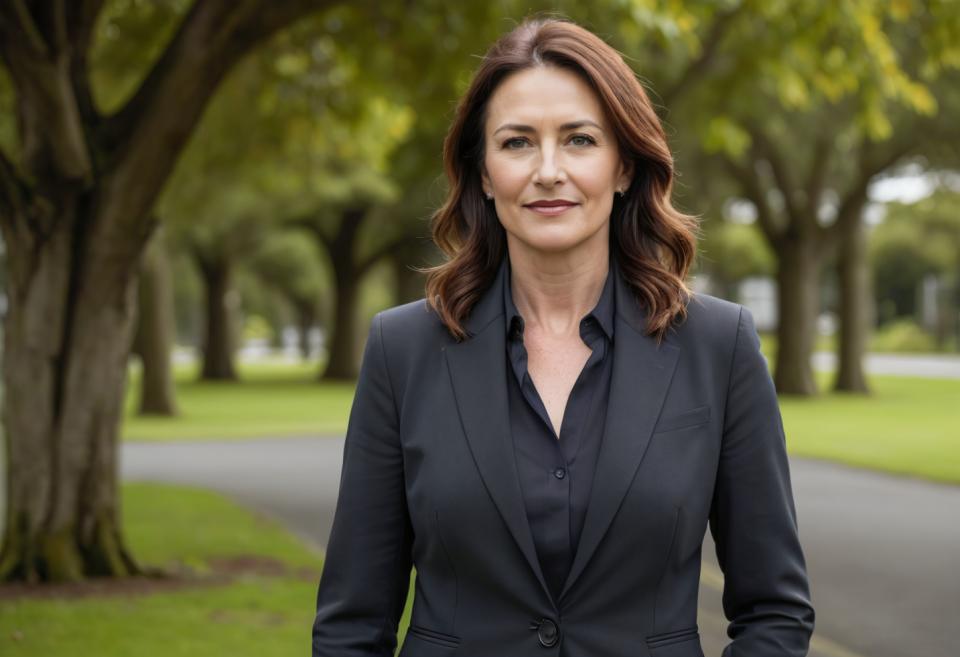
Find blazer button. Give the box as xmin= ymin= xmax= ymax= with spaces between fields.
xmin=536 ymin=618 xmax=559 ymax=648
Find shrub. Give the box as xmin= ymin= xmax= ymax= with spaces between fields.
xmin=870 ymin=319 xmax=937 ymax=353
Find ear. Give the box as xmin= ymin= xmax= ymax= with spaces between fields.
xmin=617 ymin=159 xmax=635 ymax=192
xmin=480 ymin=165 xmax=492 ymax=197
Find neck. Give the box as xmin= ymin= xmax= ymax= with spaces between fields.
xmin=506 ymin=238 xmax=610 ymax=338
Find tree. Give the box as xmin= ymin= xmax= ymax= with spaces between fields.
xmin=131 ymin=224 xmax=178 ymax=414
xmin=606 ymin=0 xmax=960 ymax=394
xmin=250 ymin=232 xmax=326 ymax=361
xmin=699 ymin=219 xmax=776 ymax=300
xmin=0 ymin=0 xmax=341 ymax=583
xmin=872 ymin=187 xmax=960 ymax=348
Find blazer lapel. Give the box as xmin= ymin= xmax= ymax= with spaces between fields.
xmin=444 ymin=259 xmax=554 ymax=604
xmin=558 ymin=266 xmax=680 ymax=602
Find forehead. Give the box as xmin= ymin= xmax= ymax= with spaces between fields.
xmin=485 ymin=66 xmax=606 ymax=131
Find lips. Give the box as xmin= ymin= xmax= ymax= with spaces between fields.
xmin=524 ymin=200 xmax=578 ymax=208
xmin=523 ymin=200 xmax=579 ymax=216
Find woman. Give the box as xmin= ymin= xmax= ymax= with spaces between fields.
xmin=312 ymin=16 xmax=814 ymax=657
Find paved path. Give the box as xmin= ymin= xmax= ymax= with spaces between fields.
xmin=813 ymin=352 xmax=960 ymax=379
xmin=122 ymin=437 xmax=960 ymax=657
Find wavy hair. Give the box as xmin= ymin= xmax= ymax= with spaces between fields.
xmin=423 ymin=15 xmax=698 ymax=343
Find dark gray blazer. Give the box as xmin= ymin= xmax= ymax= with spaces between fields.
xmin=312 ymin=262 xmax=815 ymax=657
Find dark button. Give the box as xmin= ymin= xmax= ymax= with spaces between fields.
xmin=553 ymin=468 xmax=566 ymax=480
xmin=536 ymin=618 xmax=559 ymax=648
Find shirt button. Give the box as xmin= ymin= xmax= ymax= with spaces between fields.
xmin=553 ymin=467 xmax=566 ymax=480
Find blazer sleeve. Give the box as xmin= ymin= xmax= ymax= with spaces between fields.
xmin=312 ymin=312 xmax=414 ymax=657
xmin=709 ymin=306 xmax=816 ymax=656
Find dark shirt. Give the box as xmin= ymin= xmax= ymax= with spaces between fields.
xmin=501 ymin=254 xmax=615 ymax=601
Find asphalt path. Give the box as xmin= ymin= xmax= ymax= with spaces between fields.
xmin=812 ymin=352 xmax=960 ymax=379
xmin=122 ymin=436 xmax=960 ymax=657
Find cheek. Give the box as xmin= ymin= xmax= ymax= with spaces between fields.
xmin=486 ymin=159 xmax=528 ymax=193
xmin=575 ymin=159 xmax=621 ymax=197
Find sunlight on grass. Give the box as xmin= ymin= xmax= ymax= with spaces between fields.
xmin=122 ymin=361 xmax=355 ymax=441
xmin=780 ymin=373 xmax=960 ymax=484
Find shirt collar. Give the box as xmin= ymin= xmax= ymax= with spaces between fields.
xmin=501 ymin=253 xmax=616 ymax=342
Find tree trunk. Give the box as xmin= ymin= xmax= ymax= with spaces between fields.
xmin=322 ymin=255 xmax=359 ymax=380
xmin=393 ymin=247 xmax=426 ymax=304
xmin=293 ymin=298 xmax=315 ymax=362
xmin=133 ymin=228 xmax=178 ymax=414
xmin=773 ymin=239 xmax=821 ymax=395
xmin=0 ymin=0 xmax=330 ymax=584
xmin=1 ymin=219 xmax=144 ymax=582
xmin=834 ymin=217 xmax=872 ymax=393
xmin=312 ymin=207 xmax=368 ymax=381
xmin=196 ymin=255 xmax=238 ymax=381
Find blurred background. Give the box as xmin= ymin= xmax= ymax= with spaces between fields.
xmin=0 ymin=1 xmax=958 ymax=656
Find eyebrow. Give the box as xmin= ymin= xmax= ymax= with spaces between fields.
xmin=492 ymin=120 xmax=604 ymax=136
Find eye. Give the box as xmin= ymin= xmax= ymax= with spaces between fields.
xmin=502 ymin=137 xmax=528 ymax=149
xmin=570 ymin=134 xmax=596 ymax=147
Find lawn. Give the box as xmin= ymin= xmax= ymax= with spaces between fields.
xmin=122 ymin=356 xmax=960 ymax=485
xmin=780 ymin=373 xmax=960 ymax=485
xmin=122 ymin=360 xmax=356 ymax=441
xmin=0 ymin=483 xmax=416 ymax=657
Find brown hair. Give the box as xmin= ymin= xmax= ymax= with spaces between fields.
xmin=424 ymin=15 xmax=698 ymax=343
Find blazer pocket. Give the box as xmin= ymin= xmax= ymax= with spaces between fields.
xmin=400 ymin=629 xmax=459 ymax=657
xmin=646 ymin=626 xmax=704 ymax=657
xmin=653 ymin=405 xmax=711 ymax=434
xmin=406 ymin=625 xmax=461 ymax=649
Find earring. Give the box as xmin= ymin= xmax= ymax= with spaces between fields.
xmin=615 ymin=188 xmax=624 ymax=197
xmin=485 ymin=192 xmax=493 ymax=200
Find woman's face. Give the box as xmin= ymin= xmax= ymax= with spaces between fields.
xmin=481 ymin=65 xmax=632 ymax=258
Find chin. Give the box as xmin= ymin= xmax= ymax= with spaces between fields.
xmin=517 ymin=232 xmax=599 ymax=256
xmin=516 ymin=220 xmax=607 ymax=252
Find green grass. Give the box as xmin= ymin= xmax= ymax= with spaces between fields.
xmin=757 ymin=335 xmax=960 ymax=483
xmin=122 ymin=360 xmax=356 ymax=441
xmin=123 ymin=355 xmax=960 ymax=484
xmin=0 ymin=483 xmax=416 ymax=657
xmin=780 ymin=372 xmax=960 ymax=485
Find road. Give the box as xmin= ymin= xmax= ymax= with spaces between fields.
xmin=812 ymin=352 xmax=960 ymax=379
xmin=122 ymin=436 xmax=960 ymax=657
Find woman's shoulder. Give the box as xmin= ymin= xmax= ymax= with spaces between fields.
xmin=377 ymin=297 xmax=442 ymax=332
xmin=669 ymin=291 xmax=749 ymax=354
xmin=684 ymin=291 xmax=743 ymax=325
xmin=374 ymin=297 xmax=452 ymax=351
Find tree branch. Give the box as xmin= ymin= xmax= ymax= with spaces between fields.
xmin=721 ymin=152 xmax=784 ymax=247
xmin=746 ymin=125 xmax=806 ymax=228
xmin=64 ymin=0 xmax=104 ymax=130
xmin=0 ymin=1 xmax=50 ymax=56
xmin=284 ymin=212 xmax=333 ymax=251
xmin=0 ymin=147 xmax=26 ymax=221
xmin=97 ymin=0 xmax=333 ymax=240
xmin=804 ymin=130 xmax=832 ymax=216
xmin=830 ymin=137 xmax=913 ymax=238
xmin=0 ymin=146 xmax=37 ymax=260
xmin=357 ymin=233 xmax=423 ymax=277
xmin=0 ymin=2 xmax=95 ymax=184
xmin=333 ymin=206 xmax=367 ymax=253
xmin=661 ymin=5 xmax=744 ymax=108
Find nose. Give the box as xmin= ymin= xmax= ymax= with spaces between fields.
xmin=533 ymin=144 xmax=565 ymax=187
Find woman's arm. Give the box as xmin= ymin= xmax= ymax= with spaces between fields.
xmin=312 ymin=312 xmax=413 ymax=657
xmin=709 ymin=306 xmax=816 ymax=656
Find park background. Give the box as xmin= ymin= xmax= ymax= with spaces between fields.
xmin=0 ymin=1 xmax=958 ymax=656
